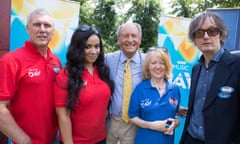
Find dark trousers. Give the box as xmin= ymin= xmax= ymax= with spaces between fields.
xmin=184 ymin=132 xmax=205 ymax=144
xmin=59 ymin=138 xmax=106 ymax=144
xmin=0 ymin=132 xmax=8 ymax=144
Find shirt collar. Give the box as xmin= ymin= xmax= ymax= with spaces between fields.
xmin=145 ymin=79 xmax=173 ymax=90
xmin=120 ymin=50 xmax=141 ymax=64
xmin=25 ymin=41 xmax=51 ymax=59
xmin=199 ymin=48 xmax=224 ymax=64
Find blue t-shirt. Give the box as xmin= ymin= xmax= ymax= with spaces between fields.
xmin=128 ymin=79 xmax=180 ymax=144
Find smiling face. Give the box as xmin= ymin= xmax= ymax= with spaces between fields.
xmin=27 ymin=13 xmax=54 ymax=50
xmin=149 ymin=54 xmax=166 ymax=80
xmin=143 ymin=49 xmax=172 ymax=80
xmin=194 ymin=16 xmax=222 ymax=56
xmin=84 ymin=34 xmax=100 ymax=67
xmin=117 ymin=23 xmax=142 ymax=58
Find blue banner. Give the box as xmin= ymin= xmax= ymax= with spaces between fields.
xmin=207 ymin=8 xmax=240 ymax=50
xmin=157 ymin=15 xmax=201 ymax=143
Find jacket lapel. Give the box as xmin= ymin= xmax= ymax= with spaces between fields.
xmin=203 ymin=51 xmax=234 ymax=110
xmin=189 ymin=64 xmax=201 ymax=110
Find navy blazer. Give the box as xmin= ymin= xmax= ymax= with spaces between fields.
xmin=180 ymin=50 xmax=240 ymax=144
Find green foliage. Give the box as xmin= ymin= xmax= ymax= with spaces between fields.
xmin=170 ymin=0 xmax=240 ymax=18
xmin=69 ymin=0 xmax=240 ymax=52
xmin=126 ymin=0 xmax=161 ymax=52
xmin=211 ymin=0 xmax=240 ymax=7
xmin=72 ymin=0 xmax=95 ymax=24
xmin=92 ymin=0 xmax=118 ymax=52
xmin=70 ymin=0 xmax=162 ymax=52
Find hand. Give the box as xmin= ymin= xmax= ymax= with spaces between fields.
xmin=164 ymin=118 xmax=179 ymax=135
xmin=149 ymin=120 xmax=168 ymax=132
xmin=177 ymin=106 xmax=188 ymax=118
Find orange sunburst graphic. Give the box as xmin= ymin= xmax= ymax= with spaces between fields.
xmin=49 ymin=29 xmax=60 ymax=50
xmin=178 ymin=38 xmax=197 ymax=62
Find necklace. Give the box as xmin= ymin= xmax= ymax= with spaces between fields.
xmin=150 ymin=79 xmax=165 ymax=91
xmin=157 ymin=87 xmax=164 ymax=91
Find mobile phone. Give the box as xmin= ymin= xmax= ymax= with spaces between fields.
xmin=165 ymin=121 xmax=172 ymax=128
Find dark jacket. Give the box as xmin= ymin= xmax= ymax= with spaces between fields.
xmin=180 ymin=50 xmax=240 ymax=144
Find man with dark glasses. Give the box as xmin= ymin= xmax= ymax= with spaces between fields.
xmin=180 ymin=11 xmax=240 ymax=144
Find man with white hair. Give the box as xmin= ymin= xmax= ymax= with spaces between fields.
xmin=0 ymin=8 xmax=61 ymax=144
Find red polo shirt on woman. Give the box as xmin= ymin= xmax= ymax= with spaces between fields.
xmin=54 ymin=67 xmax=111 ymax=144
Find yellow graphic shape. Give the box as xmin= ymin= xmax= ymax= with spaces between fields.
xmin=49 ymin=29 xmax=60 ymax=49
xmin=179 ymin=38 xmax=197 ymax=62
xmin=163 ymin=19 xmax=188 ymax=36
xmin=12 ymin=0 xmax=23 ymax=13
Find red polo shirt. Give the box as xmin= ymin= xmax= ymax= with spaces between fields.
xmin=0 ymin=41 xmax=61 ymax=144
xmin=54 ymin=67 xmax=111 ymax=144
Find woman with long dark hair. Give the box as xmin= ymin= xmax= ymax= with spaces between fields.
xmin=54 ymin=24 xmax=114 ymax=144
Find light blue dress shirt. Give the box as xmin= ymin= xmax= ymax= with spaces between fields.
xmin=105 ymin=50 xmax=145 ymax=117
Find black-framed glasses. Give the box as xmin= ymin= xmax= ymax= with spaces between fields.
xmin=194 ymin=27 xmax=220 ymax=38
xmin=79 ymin=24 xmax=99 ymax=34
xmin=147 ymin=46 xmax=168 ymax=53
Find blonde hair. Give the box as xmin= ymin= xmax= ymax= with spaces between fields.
xmin=142 ymin=48 xmax=172 ymax=80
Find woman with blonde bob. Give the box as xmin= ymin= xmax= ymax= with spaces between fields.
xmin=128 ymin=48 xmax=180 ymax=144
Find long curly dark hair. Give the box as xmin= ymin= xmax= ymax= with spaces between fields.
xmin=65 ymin=24 xmax=114 ymax=110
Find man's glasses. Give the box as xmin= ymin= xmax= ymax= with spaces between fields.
xmin=194 ymin=27 xmax=220 ymax=38
xmin=79 ymin=24 xmax=99 ymax=34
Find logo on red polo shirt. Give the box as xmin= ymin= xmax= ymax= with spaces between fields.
xmin=28 ymin=68 xmax=41 ymax=78
xmin=53 ymin=65 xmax=60 ymax=73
